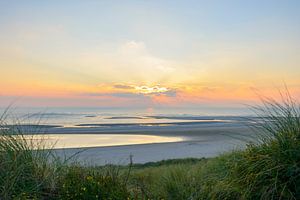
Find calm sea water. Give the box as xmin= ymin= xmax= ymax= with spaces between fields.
xmin=0 ymin=107 xmax=252 ymax=127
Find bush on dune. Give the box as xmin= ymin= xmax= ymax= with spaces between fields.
xmin=58 ymin=165 xmax=129 ymax=200
xmin=225 ymin=95 xmax=300 ymax=199
xmin=195 ymin=94 xmax=300 ymax=200
xmin=130 ymin=164 xmax=201 ymax=199
xmin=130 ymin=94 xmax=300 ymax=200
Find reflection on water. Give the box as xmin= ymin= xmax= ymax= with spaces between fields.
xmin=0 ymin=107 xmax=251 ymax=127
xmin=23 ymin=134 xmax=184 ymax=149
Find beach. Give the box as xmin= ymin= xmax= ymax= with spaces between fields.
xmin=6 ymin=109 xmax=256 ymax=165
xmin=46 ymin=122 xmax=254 ymax=165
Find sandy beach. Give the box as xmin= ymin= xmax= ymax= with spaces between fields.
xmin=50 ymin=124 xmax=254 ymax=165
xmin=12 ymin=115 xmax=257 ymax=165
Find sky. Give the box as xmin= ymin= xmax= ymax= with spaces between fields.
xmin=0 ymin=0 xmax=300 ymax=108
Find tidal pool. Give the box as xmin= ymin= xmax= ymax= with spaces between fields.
xmin=22 ymin=134 xmax=184 ymax=149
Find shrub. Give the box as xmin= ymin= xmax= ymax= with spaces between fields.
xmin=58 ymin=166 xmax=129 ymax=200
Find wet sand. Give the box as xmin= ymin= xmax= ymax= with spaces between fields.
xmin=52 ymin=125 xmax=255 ymax=165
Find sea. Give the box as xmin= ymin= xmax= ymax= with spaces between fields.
xmin=0 ymin=106 xmax=252 ymax=127
xmin=0 ymin=106 xmax=253 ymax=149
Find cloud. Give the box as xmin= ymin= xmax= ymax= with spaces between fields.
xmin=97 ymin=82 xmax=177 ymax=96
xmin=133 ymin=85 xmax=177 ymax=97
xmin=81 ymin=92 xmax=145 ymax=99
xmin=114 ymin=40 xmax=177 ymax=82
xmin=134 ymin=85 xmax=168 ymax=94
xmin=113 ymin=84 xmax=135 ymax=90
xmin=83 ymin=83 xmax=178 ymax=100
xmin=110 ymin=92 xmax=145 ymax=98
xmin=120 ymin=41 xmax=147 ymax=54
xmin=160 ymin=89 xmax=177 ymax=97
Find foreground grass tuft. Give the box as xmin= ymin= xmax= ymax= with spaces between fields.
xmin=0 ymin=115 xmax=130 ymax=199
xmin=0 ymin=122 xmax=61 ymax=199
xmin=129 ymin=95 xmax=300 ymax=199
xmin=228 ymin=95 xmax=300 ymax=199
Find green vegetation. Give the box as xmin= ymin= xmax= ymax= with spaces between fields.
xmin=58 ymin=166 xmax=129 ymax=200
xmin=0 ymin=95 xmax=299 ymax=199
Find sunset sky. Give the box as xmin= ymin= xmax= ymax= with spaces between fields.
xmin=0 ymin=0 xmax=300 ymax=108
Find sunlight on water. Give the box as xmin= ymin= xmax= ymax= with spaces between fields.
xmin=23 ymin=134 xmax=184 ymax=149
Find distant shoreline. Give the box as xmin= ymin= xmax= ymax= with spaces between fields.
xmin=7 ymin=115 xmax=252 ymax=135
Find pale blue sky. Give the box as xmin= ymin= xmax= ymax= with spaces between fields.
xmin=1 ymin=0 xmax=299 ymax=58
xmin=0 ymin=1 xmax=300 ymax=107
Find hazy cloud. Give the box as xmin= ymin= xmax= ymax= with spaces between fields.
xmin=81 ymin=92 xmax=145 ymax=99
xmin=160 ymin=89 xmax=177 ymax=97
xmin=113 ymin=84 xmax=135 ymax=90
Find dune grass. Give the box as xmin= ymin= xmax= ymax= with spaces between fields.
xmin=0 ymin=94 xmax=299 ymax=199
xmin=0 ymin=118 xmax=59 ymax=198
xmin=0 ymin=112 xmax=130 ymax=199
xmin=127 ymin=94 xmax=300 ymax=199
